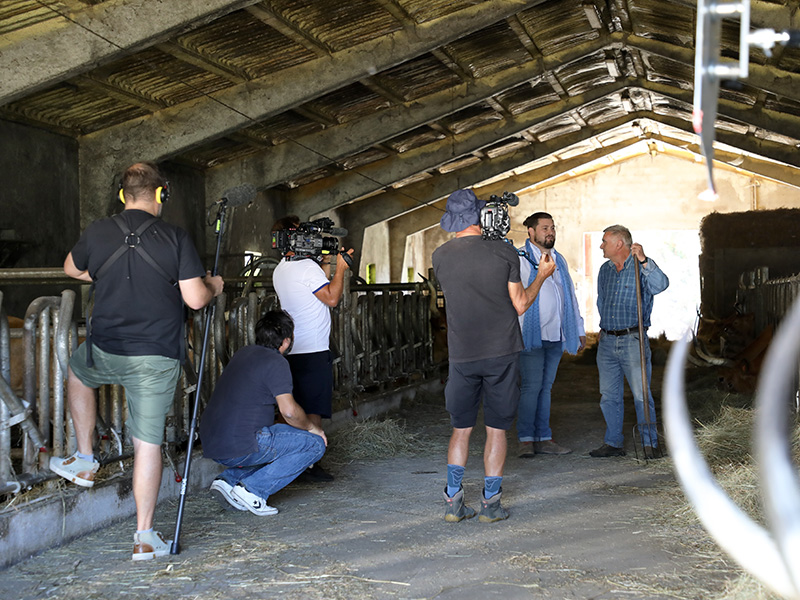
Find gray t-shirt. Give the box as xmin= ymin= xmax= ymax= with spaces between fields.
xmin=432 ymin=235 xmax=523 ymax=363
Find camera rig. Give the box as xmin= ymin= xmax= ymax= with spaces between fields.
xmin=480 ymin=191 xmax=519 ymax=241
xmin=271 ymin=217 xmax=351 ymax=265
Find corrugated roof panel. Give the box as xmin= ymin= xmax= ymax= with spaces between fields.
xmin=719 ymin=83 xmax=758 ymax=107
xmin=443 ymin=22 xmax=533 ymax=79
xmin=0 ymin=83 xmax=148 ymax=134
xmin=495 ymin=79 xmax=560 ymax=115
xmin=764 ymin=94 xmax=800 ymax=119
xmin=484 ymin=139 xmax=530 ymax=159
xmin=174 ymin=10 xmax=316 ymax=79
xmin=754 ymin=128 xmax=800 ymax=146
xmin=337 ymin=147 xmax=389 ymax=170
xmin=373 ymin=54 xmax=462 ymax=102
xmin=177 ymin=138 xmax=264 ymax=168
xmin=629 ymin=0 xmax=693 ymax=46
xmin=91 ymin=48 xmax=234 ymax=107
xmin=244 ymin=112 xmax=325 ymax=145
xmin=520 ymin=0 xmax=601 ymax=56
xmin=0 ymin=0 xmax=72 ymax=35
xmin=384 ymin=127 xmax=446 ymax=153
xmin=777 ymin=47 xmax=800 ymax=74
xmin=394 ymin=0 xmax=489 ymax=24
xmin=528 ymin=114 xmax=581 ymax=142
xmin=439 ymin=102 xmax=503 ymax=135
xmin=270 ymin=0 xmax=402 ymax=52
xmin=554 ymin=52 xmax=616 ymax=97
xmin=302 ymin=83 xmax=392 ymax=124
xmin=641 ymin=53 xmax=693 ymax=90
xmin=438 ymin=155 xmax=481 ymax=174
xmin=282 ymin=167 xmax=331 ymax=188
xmin=578 ymin=95 xmax=630 ymax=126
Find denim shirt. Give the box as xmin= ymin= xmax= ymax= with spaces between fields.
xmin=597 ymin=254 xmax=668 ymax=331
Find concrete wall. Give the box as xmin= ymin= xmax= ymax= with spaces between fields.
xmin=0 ymin=120 xmax=80 ymax=317
xmin=361 ymin=221 xmax=390 ymax=282
xmin=400 ymin=153 xmax=800 ymax=335
xmin=208 ymin=188 xmax=289 ymax=282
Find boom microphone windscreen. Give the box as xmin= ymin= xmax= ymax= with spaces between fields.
xmin=221 ymin=184 xmax=257 ymax=207
xmin=328 ymin=227 xmax=348 ymax=237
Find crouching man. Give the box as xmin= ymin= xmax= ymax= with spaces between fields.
xmin=199 ymin=310 xmax=327 ymax=515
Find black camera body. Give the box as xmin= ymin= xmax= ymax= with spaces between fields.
xmin=271 ymin=217 xmax=345 ymax=261
xmin=480 ymin=191 xmax=519 ymax=241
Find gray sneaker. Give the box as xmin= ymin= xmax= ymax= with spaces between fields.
xmin=479 ymin=490 xmax=509 ymax=523
xmin=443 ymin=487 xmax=476 ymax=522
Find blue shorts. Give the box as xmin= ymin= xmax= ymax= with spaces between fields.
xmin=69 ymin=342 xmax=181 ymax=445
xmin=445 ymin=353 xmax=520 ymax=430
xmin=286 ymin=350 xmax=333 ymax=418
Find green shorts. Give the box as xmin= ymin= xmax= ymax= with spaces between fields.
xmin=69 ymin=342 xmax=181 ymax=445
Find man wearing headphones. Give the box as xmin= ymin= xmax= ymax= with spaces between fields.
xmin=49 ymin=162 xmax=223 ymax=560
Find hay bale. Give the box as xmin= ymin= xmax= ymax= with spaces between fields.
xmin=328 ymin=418 xmax=422 ymax=462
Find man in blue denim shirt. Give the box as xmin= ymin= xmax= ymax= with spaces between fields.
xmin=590 ymin=225 xmax=669 ymax=458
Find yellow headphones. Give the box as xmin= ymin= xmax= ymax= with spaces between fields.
xmin=118 ymin=182 xmax=169 ymax=204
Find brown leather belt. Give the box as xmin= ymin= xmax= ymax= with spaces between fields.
xmin=602 ymin=327 xmax=639 ymax=336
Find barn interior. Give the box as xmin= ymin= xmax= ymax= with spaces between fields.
xmin=2 ymin=0 xmax=800 ymax=595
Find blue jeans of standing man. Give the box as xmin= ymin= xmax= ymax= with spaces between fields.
xmin=596 ymin=331 xmax=658 ymax=447
xmin=517 ymin=341 xmax=564 ymax=442
xmin=215 ymin=424 xmax=326 ymax=499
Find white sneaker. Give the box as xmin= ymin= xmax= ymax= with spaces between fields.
xmin=132 ymin=530 xmax=172 ymax=561
xmin=210 ymin=478 xmax=247 ymax=511
xmin=49 ymin=453 xmax=99 ymax=488
xmin=230 ymin=484 xmax=278 ymax=516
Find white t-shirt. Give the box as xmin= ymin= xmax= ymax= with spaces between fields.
xmin=272 ymin=258 xmax=332 ymax=354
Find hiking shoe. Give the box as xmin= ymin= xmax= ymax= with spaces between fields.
xmin=49 ymin=453 xmax=99 ymax=488
xmin=132 ymin=530 xmax=172 ymax=561
xmin=479 ymin=490 xmax=509 ymax=523
xmin=210 ymin=478 xmax=247 ymax=511
xmin=534 ymin=440 xmax=571 ymax=455
xmin=589 ymin=444 xmax=626 ymax=457
xmin=518 ymin=441 xmax=535 ymax=458
xmin=300 ymin=463 xmax=334 ymax=482
xmin=443 ymin=487 xmax=476 ymax=522
xmin=230 ymin=484 xmax=278 ymax=516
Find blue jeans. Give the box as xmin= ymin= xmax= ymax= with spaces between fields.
xmin=517 ymin=342 xmax=563 ymax=442
xmin=215 ymin=424 xmax=326 ymax=499
xmin=596 ymin=331 xmax=658 ymax=447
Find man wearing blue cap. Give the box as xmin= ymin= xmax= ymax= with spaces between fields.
xmin=432 ymin=189 xmax=555 ymax=523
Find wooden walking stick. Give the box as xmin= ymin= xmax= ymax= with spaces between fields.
xmin=633 ymin=258 xmax=661 ymax=460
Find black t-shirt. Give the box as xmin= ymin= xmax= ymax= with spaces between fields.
xmin=70 ymin=209 xmax=206 ymax=359
xmin=199 ymin=345 xmax=293 ymax=460
xmin=432 ymin=235 xmax=523 ymax=362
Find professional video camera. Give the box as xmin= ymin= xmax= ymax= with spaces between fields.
xmin=271 ymin=217 xmax=349 ymax=262
xmin=480 ymin=191 xmax=519 ymax=241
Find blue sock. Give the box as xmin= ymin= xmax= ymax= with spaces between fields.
xmin=484 ymin=476 xmax=502 ymax=499
xmin=136 ymin=527 xmax=153 ymax=534
xmin=76 ymin=451 xmax=94 ymax=462
xmin=446 ymin=464 xmax=465 ymax=497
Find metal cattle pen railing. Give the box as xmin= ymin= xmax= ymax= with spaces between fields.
xmin=737 ymin=267 xmax=800 ymax=335
xmin=666 ymin=267 xmax=800 ymax=599
xmin=0 ymin=272 xmax=437 ymax=498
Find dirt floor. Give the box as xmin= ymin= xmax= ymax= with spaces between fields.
xmin=0 ymin=355 xmax=759 ymax=599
